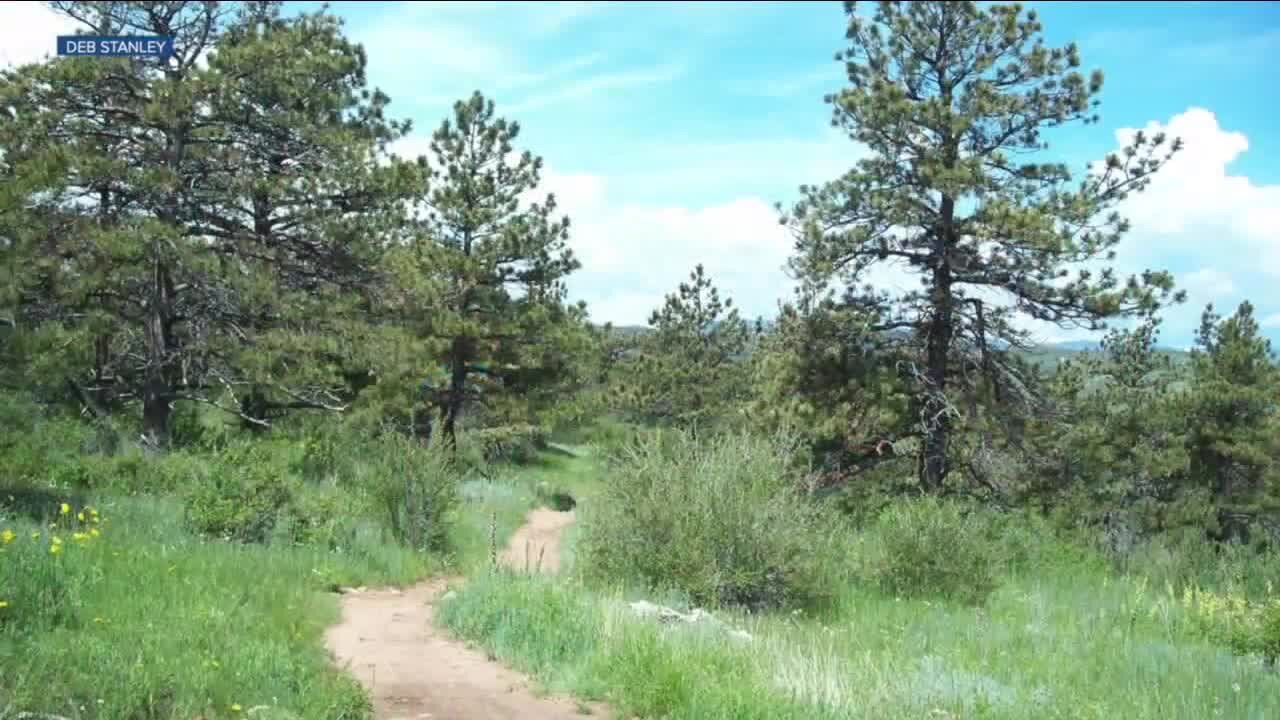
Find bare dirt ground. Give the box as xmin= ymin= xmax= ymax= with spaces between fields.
xmin=324 ymin=507 xmax=604 ymax=720
xmin=499 ymin=507 xmax=577 ymax=574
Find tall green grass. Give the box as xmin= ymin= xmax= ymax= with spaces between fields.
xmin=0 ymin=495 xmax=432 ymax=719
xmin=439 ymin=557 xmax=1280 ymax=720
xmin=0 ymin=405 xmax=469 ymax=719
xmin=437 ymin=428 xmax=1280 ymax=720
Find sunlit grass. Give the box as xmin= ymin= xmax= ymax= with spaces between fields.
xmin=0 ymin=493 xmax=432 ymax=719
xmin=439 ymin=566 xmax=1280 ymax=720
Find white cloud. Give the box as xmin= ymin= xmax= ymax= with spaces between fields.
xmin=1262 ymin=313 xmax=1280 ymax=330
xmin=0 ymin=3 xmax=81 ymax=69
xmin=357 ymin=23 xmax=513 ymax=82
xmin=1179 ymin=267 xmax=1236 ymax=298
xmin=535 ymin=167 xmax=797 ymax=325
xmin=504 ymin=62 xmax=687 ymax=115
xmin=350 ymin=3 xmax=679 ymax=118
xmin=1110 ymin=108 xmax=1279 ymax=270
xmin=1098 ymin=108 xmax=1280 ymax=342
xmin=1005 ymin=108 xmax=1280 ymax=346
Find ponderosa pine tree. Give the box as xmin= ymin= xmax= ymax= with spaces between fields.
xmin=1030 ymin=315 xmax=1192 ymax=542
xmin=384 ymin=92 xmax=580 ymax=450
xmin=749 ymin=278 xmax=912 ymax=481
xmin=1187 ymin=301 xmax=1280 ymax=543
xmin=0 ymin=1 xmax=418 ymax=447
xmin=620 ymin=264 xmax=750 ymax=429
xmin=784 ymin=0 xmax=1184 ymax=491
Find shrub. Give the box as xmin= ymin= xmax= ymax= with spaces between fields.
xmin=578 ymin=430 xmax=851 ymax=611
xmin=860 ymin=497 xmax=1003 ymax=605
xmin=469 ymin=423 xmax=549 ymax=464
xmin=293 ymin=423 xmax=349 ymax=483
xmin=0 ymin=397 xmax=96 ymax=486
xmin=1263 ymin=601 xmax=1280 ymax=666
xmin=359 ymin=433 xmax=459 ymax=553
xmin=184 ymin=444 xmax=294 ymax=543
xmin=278 ymin=482 xmax=362 ymax=550
xmin=1171 ymin=583 xmax=1280 ymax=664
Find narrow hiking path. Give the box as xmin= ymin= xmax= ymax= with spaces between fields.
xmin=499 ymin=507 xmax=576 ymax=574
xmin=324 ymin=506 xmax=602 ymax=720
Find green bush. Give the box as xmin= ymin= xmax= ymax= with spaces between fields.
xmin=50 ymin=450 xmax=208 ymax=495
xmin=359 ymin=433 xmax=459 ymax=553
xmin=183 ymin=445 xmax=294 ymax=543
xmin=0 ymin=397 xmax=96 ymax=486
xmin=859 ymin=497 xmax=1003 ymax=605
xmin=469 ymin=423 xmax=549 ymax=464
xmin=293 ymin=422 xmax=350 ymax=483
xmin=278 ymin=482 xmax=362 ymax=549
xmin=578 ymin=430 xmax=851 ymax=611
xmin=1263 ymin=601 xmax=1280 ymax=665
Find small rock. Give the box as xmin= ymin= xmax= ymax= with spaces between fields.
xmin=628 ymin=600 xmax=664 ymax=618
xmin=627 ymin=599 xmax=752 ymax=642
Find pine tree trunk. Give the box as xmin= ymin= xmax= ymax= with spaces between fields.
xmin=920 ymin=195 xmax=957 ymax=492
xmin=920 ymin=305 xmax=953 ymax=491
xmin=93 ymin=334 xmax=113 ymax=411
xmin=142 ymin=258 xmax=174 ymax=451
xmin=440 ymin=336 xmax=470 ymax=453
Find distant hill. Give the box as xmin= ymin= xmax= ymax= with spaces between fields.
xmin=1019 ymin=341 xmax=1190 ymax=370
xmin=1050 ymin=340 xmax=1102 ymax=351
xmin=592 ymin=323 xmax=1193 ymax=369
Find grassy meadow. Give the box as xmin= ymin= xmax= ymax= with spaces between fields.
xmin=437 ymin=432 xmax=1280 ymax=720
xmin=0 ymin=402 xmax=575 ymax=719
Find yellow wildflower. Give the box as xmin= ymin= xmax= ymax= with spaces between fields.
xmin=90 ymin=528 xmax=101 ymax=538
xmin=50 ymin=543 xmax=63 ymax=555
xmin=0 ymin=600 xmax=8 ymax=609
xmin=72 ymin=532 xmax=89 ymax=543
xmin=1 ymin=529 xmax=14 ymax=545
xmin=60 ymin=503 xmax=70 ymax=515
xmin=78 ymin=511 xmax=86 ymax=522
xmin=30 ymin=531 xmax=40 ymax=541
xmin=230 ymin=704 xmax=242 ymax=713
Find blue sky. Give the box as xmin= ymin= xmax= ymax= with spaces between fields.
xmin=4 ymin=1 xmax=1278 ymax=348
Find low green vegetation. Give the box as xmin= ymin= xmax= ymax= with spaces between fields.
xmin=578 ymin=431 xmax=854 ymax=611
xmin=0 ymin=400 xmax=477 ymax=718
xmin=441 ymin=563 xmax=1280 ymax=720
xmin=440 ymin=432 xmax=1280 ymax=720
xmin=0 ymin=492 xmax=423 ymax=719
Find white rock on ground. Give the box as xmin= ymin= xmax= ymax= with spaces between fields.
xmin=627 ymin=600 xmax=753 ymax=642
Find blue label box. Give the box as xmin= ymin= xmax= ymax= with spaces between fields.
xmin=56 ymin=36 xmax=176 ymax=59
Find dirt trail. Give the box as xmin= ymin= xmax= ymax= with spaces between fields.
xmin=324 ymin=507 xmax=601 ymax=720
xmin=499 ymin=507 xmax=576 ymax=574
